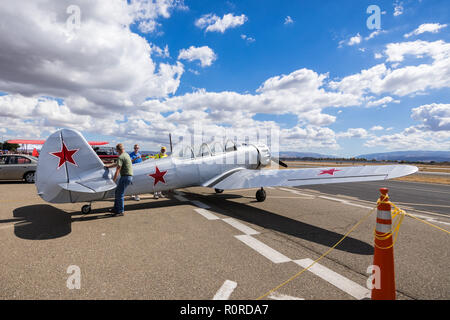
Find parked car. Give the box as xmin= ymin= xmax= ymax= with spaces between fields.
xmin=93 ymin=146 xmax=118 ymax=164
xmin=0 ymin=154 xmax=38 ymax=183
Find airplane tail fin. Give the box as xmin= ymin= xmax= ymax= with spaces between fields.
xmin=36 ymin=128 xmax=116 ymax=203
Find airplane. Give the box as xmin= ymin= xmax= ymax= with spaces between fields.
xmin=35 ymin=128 xmax=418 ymax=214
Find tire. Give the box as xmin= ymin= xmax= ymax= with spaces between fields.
xmin=215 ymin=188 xmax=224 ymax=194
xmin=24 ymin=171 xmax=35 ymax=183
xmin=81 ymin=205 xmax=91 ymax=215
xmin=256 ymin=188 xmax=266 ymax=202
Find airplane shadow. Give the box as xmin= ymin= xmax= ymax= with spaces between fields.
xmin=9 ymin=199 xmax=183 ymax=240
xmin=9 ymin=193 xmax=373 ymax=256
xmin=183 ymin=191 xmax=374 ymax=255
xmin=12 ymin=205 xmax=73 ymax=240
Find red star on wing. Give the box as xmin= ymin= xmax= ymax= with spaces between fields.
xmin=49 ymin=141 xmax=79 ymax=169
xmin=149 ymin=166 xmax=167 ymax=186
xmin=318 ymin=168 xmax=341 ymax=175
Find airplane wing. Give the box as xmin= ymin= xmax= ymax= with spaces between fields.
xmin=205 ymin=165 xmax=418 ymax=190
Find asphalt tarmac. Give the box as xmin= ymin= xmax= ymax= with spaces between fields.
xmin=297 ymin=180 xmax=450 ymax=215
xmin=0 ymin=181 xmax=449 ymax=300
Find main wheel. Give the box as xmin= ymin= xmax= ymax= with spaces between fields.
xmin=215 ymin=188 xmax=224 ymax=194
xmin=256 ymin=188 xmax=266 ymax=202
xmin=81 ymin=204 xmax=91 ymax=215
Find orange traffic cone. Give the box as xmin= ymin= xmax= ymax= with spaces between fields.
xmin=371 ymin=188 xmax=396 ymax=300
xmin=32 ymin=148 xmax=39 ymax=157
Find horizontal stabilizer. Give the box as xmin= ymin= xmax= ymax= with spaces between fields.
xmin=208 ymin=165 xmax=418 ymax=190
xmin=59 ymin=179 xmax=116 ymax=194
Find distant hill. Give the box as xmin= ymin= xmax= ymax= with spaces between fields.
xmin=356 ymin=151 xmax=450 ymax=162
xmin=279 ymin=151 xmax=336 ymax=159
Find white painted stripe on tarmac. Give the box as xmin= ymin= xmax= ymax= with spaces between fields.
xmin=268 ymin=292 xmax=304 ymax=300
xmin=0 ymin=222 xmax=31 ymax=230
xmin=294 ymin=258 xmax=370 ymax=300
xmin=319 ymin=195 xmax=345 ymax=202
xmin=319 ymin=195 xmax=373 ymax=209
xmin=191 ymin=200 xmax=211 ymax=209
xmin=194 ymin=208 xmax=220 ymax=220
xmin=213 ymin=280 xmax=237 ymax=300
xmin=235 ymin=235 xmax=291 ymax=264
xmin=278 ymin=187 xmax=314 ymax=197
xmin=222 ymin=218 xmax=260 ymax=235
xmin=345 ymin=202 xmax=373 ymax=209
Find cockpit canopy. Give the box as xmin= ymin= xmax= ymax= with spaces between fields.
xmin=172 ymin=139 xmax=240 ymax=159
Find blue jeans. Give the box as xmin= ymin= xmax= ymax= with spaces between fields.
xmin=114 ymin=175 xmax=133 ymax=213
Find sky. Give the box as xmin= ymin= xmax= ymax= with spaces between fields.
xmin=0 ymin=0 xmax=449 ymax=157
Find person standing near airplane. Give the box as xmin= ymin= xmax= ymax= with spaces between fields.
xmin=130 ymin=144 xmax=142 ymax=164
xmin=154 ymin=146 xmax=167 ymax=159
xmin=129 ymin=144 xmax=142 ymax=201
xmin=105 ymin=143 xmax=133 ymax=216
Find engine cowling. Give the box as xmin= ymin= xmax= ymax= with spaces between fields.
xmin=254 ymin=144 xmax=271 ymax=168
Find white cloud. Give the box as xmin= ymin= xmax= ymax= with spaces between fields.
xmin=374 ymin=53 xmax=383 ymax=59
xmin=337 ymin=128 xmax=369 ymax=139
xmin=0 ymin=0 xmax=184 ymax=116
xmin=281 ymin=126 xmax=339 ymax=150
xmin=404 ymin=23 xmax=448 ymax=38
xmin=385 ymin=40 xmax=450 ymax=62
xmin=348 ymin=33 xmax=362 ymax=46
xmin=178 ymin=46 xmax=217 ymax=67
xmin=331 ymin=40 xmax=450 ymax=97
xmin=150 ymin=44 xmax=170 ymax=58
xmin=284 ymin=16 xmax=294 ymax=25
xmin=366 ymin=96 xmax=400 ymax=107
xmin=365 ymin=103 xmax=450 ymax=150
xmin=411 ymin=103 xmax=450 ymax=131
xmin=1 ymin=2 xmax=448 ymax=153
xmin=365 ymin=30 xmax=386 ymax=40
xmin=257 ymin=69 xmax=327 ymax=93
xmin=365 ymin=129 xmax=450 ymax=150
xmin=370 ymin=125 xmax=384 ymax=131
xmin=394 ymin=1 xmax=403 ymax=16
xmin=130 ymin=0 xmax=188 ymax=34
xmin=241 ymin=34 xmax=255 ymax=43
xmin=195 ymin=13 xmax=247 ymax=33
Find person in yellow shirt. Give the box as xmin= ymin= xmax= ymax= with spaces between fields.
xmin=153 ymin=146 xmax=168 ymax=199
xmin=154 ymin=146 xmax=167 ymax=159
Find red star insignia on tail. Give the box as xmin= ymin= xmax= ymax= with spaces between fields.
xmin=49 ymin=141 xmax=79 ymax=169
xmin=318 ymin=168 xmax=341 ymax=175
xmin=149 ymin=166 xmax=167 ymax=186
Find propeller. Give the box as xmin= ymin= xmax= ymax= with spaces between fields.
xmin=271 ymin=157 xmax=288 ymax=168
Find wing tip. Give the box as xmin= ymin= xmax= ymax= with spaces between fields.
xmin=387 ymin=165 xmax=418 ymax=179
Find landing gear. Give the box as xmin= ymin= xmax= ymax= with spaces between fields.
xmin=256 ymin=187 xmax=266 ymax=202
xmin=215 ymin=188 xmax=224 ymax=194
xmin=81 ymin=204 xmax=92 ymax=215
